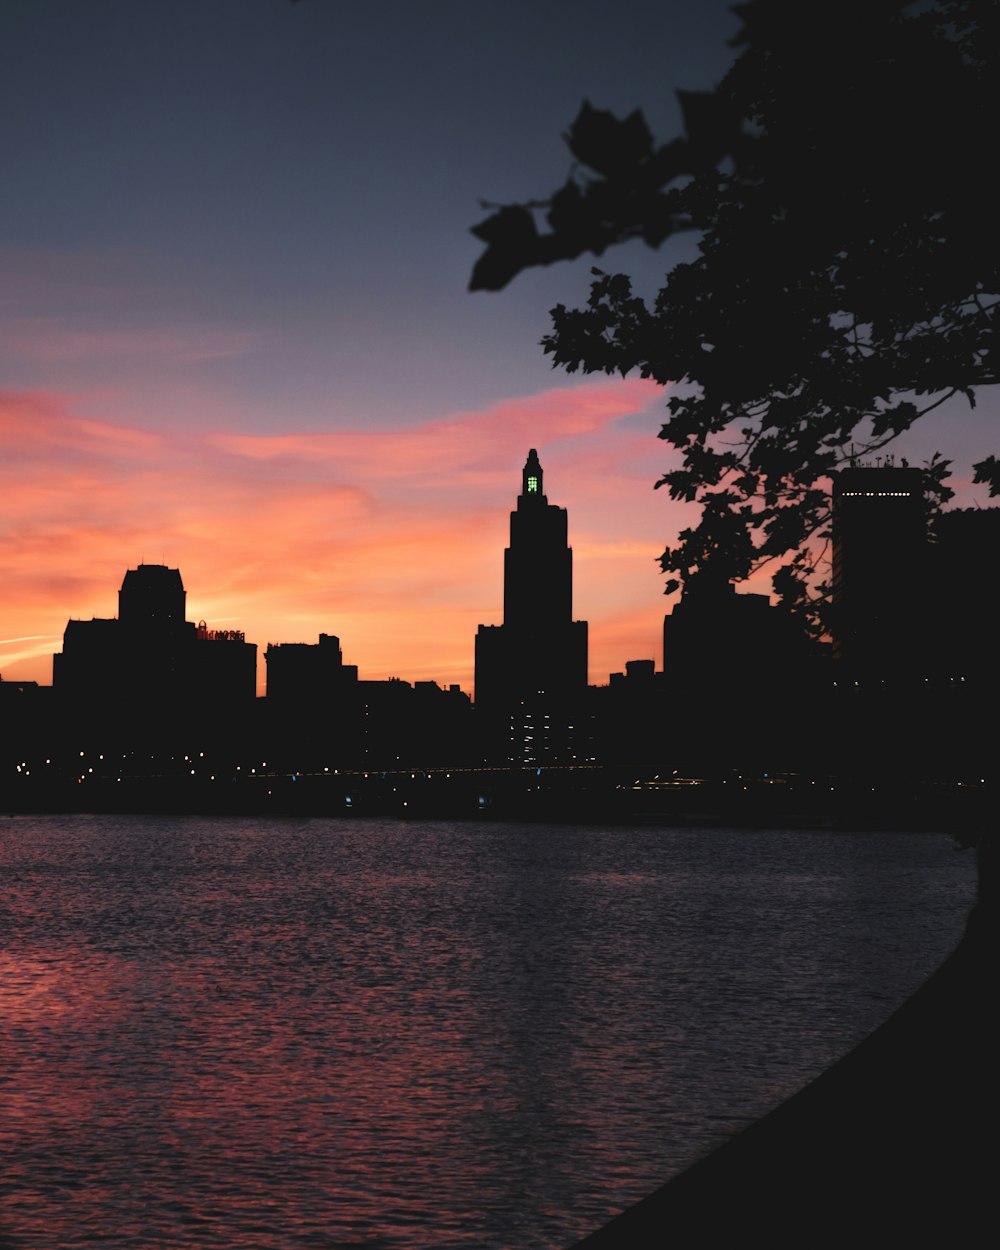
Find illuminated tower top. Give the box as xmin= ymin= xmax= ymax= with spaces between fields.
xmin=521 ymin=448 xmax=545 ymax=504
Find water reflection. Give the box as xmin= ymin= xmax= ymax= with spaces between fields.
xmin=0 ymin=815 xmax=976 ymax=1249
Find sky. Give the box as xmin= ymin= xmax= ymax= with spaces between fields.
xmin=2 ymin=0 xmax=996 ymax=695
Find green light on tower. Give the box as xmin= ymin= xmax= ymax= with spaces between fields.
xmin=527 ymin=475 xmax=539 ymax=493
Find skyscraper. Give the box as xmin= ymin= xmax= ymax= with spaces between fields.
xmin=475 ymin=450 xmax=588 ymax=761
xmin=831 ymin=465 xmax=928 ymax=674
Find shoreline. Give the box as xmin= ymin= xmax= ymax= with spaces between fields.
xmin=566 ymin=896 xmax=993 ymax=1248
xmin=2 ymin=769 xmax=992 ymax=836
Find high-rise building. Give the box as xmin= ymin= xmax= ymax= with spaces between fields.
xmin=53 ymin=564 xmax=256 ymax=738
xmin=827 ymin=469 xmax=1000 ymax=779
xmin=475 ymin=450 xmax=588 ymax=762
xmin=831 ymin=465 xmax=928 ymax=674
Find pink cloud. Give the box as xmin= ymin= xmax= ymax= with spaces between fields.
xmin=209 ymin=378 xmax=664 ymax=481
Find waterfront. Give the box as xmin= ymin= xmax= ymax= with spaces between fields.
xmin=0 ymin=815 xmax=977 ymax=1250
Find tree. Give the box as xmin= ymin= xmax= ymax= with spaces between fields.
xmin=470 ymin=0 xmax=999 ymax=626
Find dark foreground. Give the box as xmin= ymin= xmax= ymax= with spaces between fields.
xmin=568 ymin=877 xmax=994 ymax=1248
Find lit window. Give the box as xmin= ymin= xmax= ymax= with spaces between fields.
xmin=527 ymin=475 xmax=539 ymax=493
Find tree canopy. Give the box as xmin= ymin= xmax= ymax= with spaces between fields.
xmin=470 ymin=0 xmax=999 ymax=623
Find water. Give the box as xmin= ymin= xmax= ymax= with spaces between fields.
xmin=0 ymin=815 xmax=977 ymax=1250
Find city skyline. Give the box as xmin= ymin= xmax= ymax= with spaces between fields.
xmin=2 ymin=1 xmax=997 ymax=695
xmin=7 ymin=396 xmax=690 ymax=695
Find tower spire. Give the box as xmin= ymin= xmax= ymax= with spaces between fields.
xmin=521 ymin=448 xmax=544 ymax=503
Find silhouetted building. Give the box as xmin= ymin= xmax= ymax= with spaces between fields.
xmin=53 ymin=564 xmax=257 ymax=742
xmin=825 ymin=469 xmax=991 ymax=779
xmin=592 ymin=658 xmax=672 ymax=766
xmin=663 ymin=573 xmax=814 ymax=690
xmin=475 ymin=450 xmax=589 ymax=762
xmin=0 ymin=674 xmax=51 ymax=767
xmin=193 ymin=623 xmax=259 ymax=721
xmin=265 ymin=633 xmax=359 ymax=703
xmin=831 ymin=466 xmax=928 ymax=674
xmin=354 ymin=678 xmax=473 ymax=770
xmin=262 ymin=634 xmax=474 ymax=769
xmin=658 ymin=570 xmax=825 ymax=770
xmin=263 ymin=633 xmax=359 ymax=766
xmin=927 ymin=506 xmax=1000 ymax=680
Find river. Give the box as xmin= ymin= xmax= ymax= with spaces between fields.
xmin=0 ymin=814 xmax=977 ymax=1249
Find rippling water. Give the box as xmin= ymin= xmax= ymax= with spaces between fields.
xmin=0 ymin=815 xmax=976 ymax=1250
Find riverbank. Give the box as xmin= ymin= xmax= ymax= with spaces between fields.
xmin=2 ymin=766 xmax=993 ymax=835
xmin=567 ymin=890 xmax=993 ymax=1248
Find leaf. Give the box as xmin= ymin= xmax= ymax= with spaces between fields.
xmin=564 ymin=101 xmax=653 ymax=177
xmin=468 ymin=206 xmax=540 ymax=291
xmin=972 ymin=454 xmax=1000 ymax=495
xmin=469 ymin=204 xmax=537 ymax=248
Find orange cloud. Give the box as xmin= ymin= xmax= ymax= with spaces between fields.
xmin=0 ymin=381 xmax=689 ymax=693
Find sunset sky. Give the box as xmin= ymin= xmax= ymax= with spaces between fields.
xmin=2 ymin=0 xmax=996 ymax=695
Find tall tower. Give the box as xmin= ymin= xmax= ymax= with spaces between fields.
xmin=475 ymin=451 xmax=588 ymax=761
xmin=503 ymin=449 xmax=572 ymax=630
